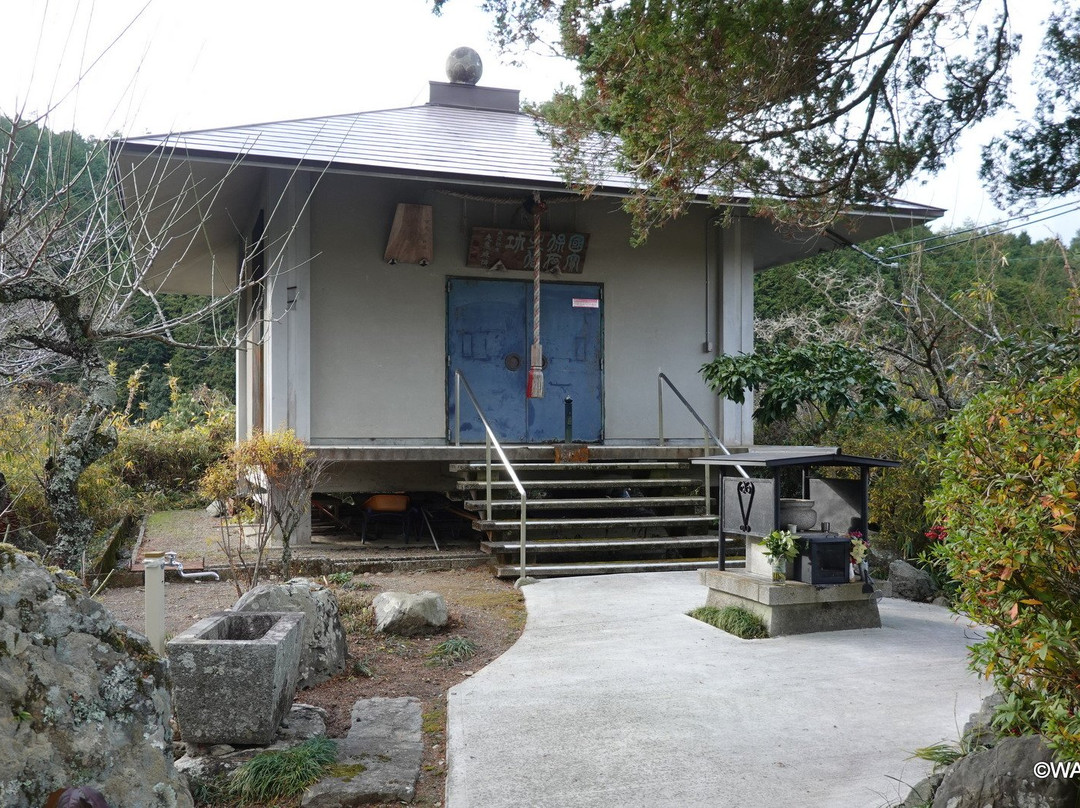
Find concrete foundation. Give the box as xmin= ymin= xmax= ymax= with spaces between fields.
xmin=168 ymin=611 xmax=306 ymax=745
xmin=700 ymin=569 xmax=880 ymax=636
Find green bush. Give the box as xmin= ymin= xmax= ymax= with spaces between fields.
xmin=700 ymin=341 xmax=905 ymax=441
xmin=0 ymin=388 xmax=62 ymax=544
xmin=825 ymin=416 xmax=941 ymax=559
xmin=105 ymin=421 xmax=225 ymax=506
xmin=927 ymin=369 xmax=1080 ymax=758
xmin=688 ymin=605 xmax=769 ymax=639
xmin=228 ymin=736 xmax=338 ymax=804
xmin=104 ymin=380 xmax=233 ymax=510
xmin=0 ymin=380 xmax=233 ymax=553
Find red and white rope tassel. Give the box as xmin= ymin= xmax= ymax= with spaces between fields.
xmin=526 ymin=191 xmax=546 ymax=399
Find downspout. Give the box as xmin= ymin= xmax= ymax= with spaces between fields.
xmin=704 ymin=215 xmax=719 ymax=354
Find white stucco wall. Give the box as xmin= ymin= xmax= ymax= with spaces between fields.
xmin=295 ymin=173 xmax=751 ymax=444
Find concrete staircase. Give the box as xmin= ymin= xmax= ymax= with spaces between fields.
xmin=451 ymin=459 xmax=744 ymax=578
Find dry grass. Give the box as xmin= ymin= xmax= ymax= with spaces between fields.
xmin=457 ymin=589 xmax=526 ymax=631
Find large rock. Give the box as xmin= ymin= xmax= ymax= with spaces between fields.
xmin=932 ymin=735 xmax=1078 ymax=807
xmin=889 ymin=559 xmax=936 ymax=602
xmin=899 ymin=772 xmax=944 ymax=808
xmin=373 ymin=590 xmax=448 ymax=636
xmin=233 ymin=577 xmax=347 ymax=688
xmin=962 ymin=692 xmax=1005 ymax=749
xmin=0 ymin=545 xmax=191 ymax=808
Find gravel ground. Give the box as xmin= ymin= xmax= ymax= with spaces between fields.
xmin=96 ymin=578 xmax=240 ymax=638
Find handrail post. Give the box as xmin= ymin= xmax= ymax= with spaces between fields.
xmin=485 ymin=433 xmax=493 ymax=522
xmin=657 ymin=371 xmax=749 ymax=479
xmin=456 ymin=370 xmax=533 ymax=586
xmin=518 ymin=493 xmax=528 ymax=584
xmin=657 ymin=372 xmax=665 ymax=444
xmin=455 ymin=371 xmax=461 ymax=447
xmin=703 ymin=427 xmax=711 ymax=516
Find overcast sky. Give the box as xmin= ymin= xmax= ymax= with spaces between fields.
xmin=5 ymin=0 xmax=1079 ymax=242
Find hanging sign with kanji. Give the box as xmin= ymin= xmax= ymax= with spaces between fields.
xmin=466 ymin=227 xmax=589 ymax=274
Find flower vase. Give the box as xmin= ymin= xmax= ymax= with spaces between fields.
xmin=770 ymin=557 xmax=787 ymax=585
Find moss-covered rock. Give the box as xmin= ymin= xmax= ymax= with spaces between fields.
xmin=0 ymin=548 xmax=191 ymax=807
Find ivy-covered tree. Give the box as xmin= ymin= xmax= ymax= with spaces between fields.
xmin=442 ymin=0 xmax=1080 ymax=239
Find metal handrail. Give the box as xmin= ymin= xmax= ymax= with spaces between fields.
xmin=454 ymin=371 xmax=531 ymax=585
xmin=657 ymin=372 xmax=749 ymax=482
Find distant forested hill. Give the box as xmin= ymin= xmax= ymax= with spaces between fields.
xmin=3 ymin=117 xmax=236 ymax=420
xmin=756 ymin=226 xmax=1077 ymax=344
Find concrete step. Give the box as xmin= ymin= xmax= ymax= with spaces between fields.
xmin=495 ymin=558 xmax=745 ymax=578
xmin=472 ymin=514 xmax=720 ymax=532
xmin=462 ymin=496 xmax=707 ymax=512
xmin=481 ymin=536 xmax=731 ymax=554
xmin=447 ymin=455 xmax=729 ymax=579
xmin=450 ymin=460 xmax=687 ymax=474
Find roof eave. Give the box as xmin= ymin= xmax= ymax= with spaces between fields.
xmin=117 ymin=141 xmax=941 ymax=227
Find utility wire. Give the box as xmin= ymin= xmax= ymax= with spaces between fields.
xmin=889 ymin=203 xmax=1080 ymax=261
xmin=886 ymin=198 xmax=1080 ymax=253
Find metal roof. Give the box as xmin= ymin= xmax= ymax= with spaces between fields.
xmin=117 ymin=101 xmax=944 ymax=220
xmin=119 ymin=103 xmax=626 ymax=191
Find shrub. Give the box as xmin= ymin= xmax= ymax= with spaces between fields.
xmin=200 ymin=429 xmax=325 ymax=590
xmin=228 ymin=736 xmax=337 ymax=804
xmin=103 ymin=380 xmax=233 ymax=510
xmin=688 ymin=605 xmax=769 ymax=639
xmin=427 ymin=636 xmax=478 ymax=666
xmin=0 ymin=387 xmax=69 ymax=545
xmin=927 ymin=369 xmax=1080 ymax=758
xmin=0 ymin=380 xmax=233 ymax=555
xmin=0 ymin=387 xmax=144 ymax=549
xmin=826 ymin=416 xmax=941 ymax=559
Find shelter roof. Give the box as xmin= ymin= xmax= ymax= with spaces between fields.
xmin=692 ymin=447 xmax=900 ymax=469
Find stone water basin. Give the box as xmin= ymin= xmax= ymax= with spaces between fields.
xmin=167 ymin=610 xmax=306 ymax=746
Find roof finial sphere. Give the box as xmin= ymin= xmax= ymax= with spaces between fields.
xmin=446 ymin=47 xmax=483 ymax=85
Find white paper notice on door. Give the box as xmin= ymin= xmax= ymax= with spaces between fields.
xmin=572 ymin=298 xmax=600 ymax=308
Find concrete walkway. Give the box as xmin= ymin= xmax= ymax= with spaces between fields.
xmin=446 ymin=571 xmax=987 ymax=808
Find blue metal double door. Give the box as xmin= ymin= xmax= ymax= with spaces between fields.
xmin=447 ymin=278 xmax=604 ymax=443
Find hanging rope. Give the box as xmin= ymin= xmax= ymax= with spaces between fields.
xmin=527 ymin=191 xmax=546 ymax=398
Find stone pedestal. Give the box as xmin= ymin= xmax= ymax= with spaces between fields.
xmin=700 ymin=569 xmax=880 ymax=636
